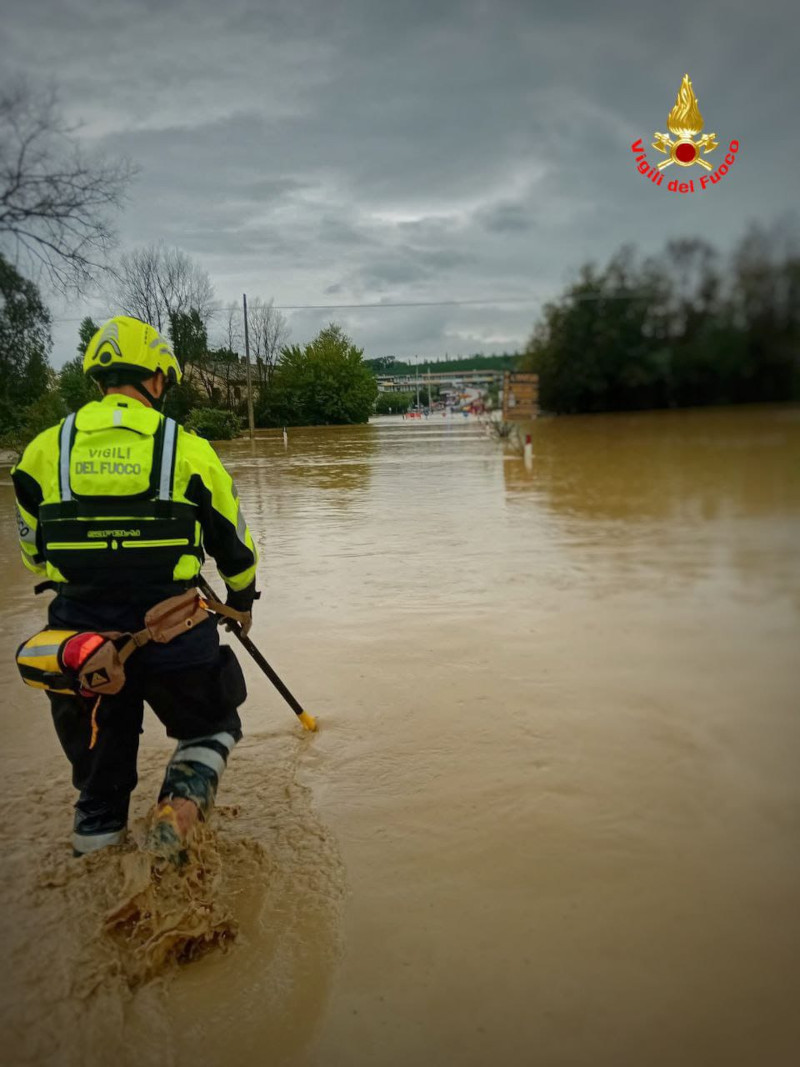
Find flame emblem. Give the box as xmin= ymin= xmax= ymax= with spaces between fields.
xmin=652 ymin=74 xmax=718 ymax=170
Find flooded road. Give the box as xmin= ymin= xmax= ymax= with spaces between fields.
xmin=1 ymin=404 xmax=799 ymax=1066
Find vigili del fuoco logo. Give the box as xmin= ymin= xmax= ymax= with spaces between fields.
xmin=631 ymin=74 xmax=739 ymax=194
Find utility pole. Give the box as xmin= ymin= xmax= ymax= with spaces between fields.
xmin=242 ymin=293 xmax=255 ymax=440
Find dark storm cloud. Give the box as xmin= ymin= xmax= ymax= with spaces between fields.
xmin=1 ymin=0 xmax=798 ymax=362
xmin=478 ymin=202 xmax=536 ymax=235
xmin=358 ymin=259 xmax=432 ymax=287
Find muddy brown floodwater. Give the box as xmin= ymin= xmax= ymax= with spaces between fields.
xmin=1 ymin=404 xmax=799 ymax=1066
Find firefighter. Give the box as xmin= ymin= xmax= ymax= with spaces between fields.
xmin=11 ymin=316 xmax=258 ymax=859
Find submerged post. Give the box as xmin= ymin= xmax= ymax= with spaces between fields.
xmin=524 ymin=433 xmax=533 ymax=470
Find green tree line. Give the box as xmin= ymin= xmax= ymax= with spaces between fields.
xmin=365 ymin=353 xmax=518 ymax=376
xmin=4 ymin=221 xmax=799 ymax=455
xmin=520 ymin=225 xmax=800 ymax=414
xmin=3 ymin=83 xmax=798 ymax=440
xmin=0 ymin=253 xmax=378 ymax=450
xmin=375 ymin=392 xmax=414 ymax=414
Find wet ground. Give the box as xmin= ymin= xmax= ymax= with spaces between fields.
xmin=1 ymin=404 xmax=799 ymax=1066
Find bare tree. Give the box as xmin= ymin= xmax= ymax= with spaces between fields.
xmin=0 ymin=80 xmax=133 ymax=293
xmin=114 ymin=243 xmax=215 ymax=330
xmin=214 ymin=304 xmax=244 ymax=410
xmin=223 ymin=303 xmax=243 ymax=355
xmin=248 ymin=297 xmax=289 ymax=386
xmin=114 ymin=243 xmax=162 ymax=326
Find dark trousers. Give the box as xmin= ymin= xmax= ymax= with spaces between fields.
xmin=46 ymin=596 xmax=247 ymax=819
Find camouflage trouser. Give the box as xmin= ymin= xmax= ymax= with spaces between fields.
xmin=159 ymin=730 xmax=240 ymax=815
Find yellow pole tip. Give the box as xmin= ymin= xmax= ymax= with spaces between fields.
xmin=298 ymin=711 xmax=318 ymax=732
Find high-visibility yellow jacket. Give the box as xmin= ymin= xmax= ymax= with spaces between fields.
xmin=11 ymin=394 xmax=257 ymax=601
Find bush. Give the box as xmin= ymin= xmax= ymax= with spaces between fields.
xmin=164 ymin=379 xmax=205 ymax=423
xmin=184 ymin=407 xmax=241 ymax=441
xmin=59 ymin=355 xmax=99 ymax=412
xmin=375 ymin=391 xmax=412 ymax=414
xmin=0 ymin=389 xmax=67 ymax=460
xmin=256 ymin=324 xmax=378 ymax=427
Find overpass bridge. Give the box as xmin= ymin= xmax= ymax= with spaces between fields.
xmin=376 ymin=369 xmax=505 ymax=394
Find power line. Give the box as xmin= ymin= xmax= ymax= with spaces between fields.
xmin=46 ymin=288 xmax=649 ymax=325
xmin=228 ymin=297 xmax=537 ymax=311
xmin=46 ymin=295 xmax=542 ymax=323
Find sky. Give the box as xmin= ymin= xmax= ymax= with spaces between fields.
xmin=1 ymin=0 xmax=798 ymax=367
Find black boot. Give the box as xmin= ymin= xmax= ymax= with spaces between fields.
xmin=73 ymin=794 xmax=129 ymax=856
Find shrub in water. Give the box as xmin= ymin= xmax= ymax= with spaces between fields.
xmin=184 ymin=408 xmax=241 ymax=441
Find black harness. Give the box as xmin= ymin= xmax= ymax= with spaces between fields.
xmin=39 ymin=414 xmax=202 ymax=594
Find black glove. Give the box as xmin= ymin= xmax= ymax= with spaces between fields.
xmin=225 ymin=580 xmax=258 ymax=613
xmin=223 ymin=581 xmax=259 ymax=637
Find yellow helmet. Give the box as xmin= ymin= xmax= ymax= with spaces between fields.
xmin=83 ymin=316 xmax=183 ymax=385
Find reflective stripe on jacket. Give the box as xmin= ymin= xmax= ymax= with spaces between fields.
xmin=11 ymin=394 xmax=257 ymax=599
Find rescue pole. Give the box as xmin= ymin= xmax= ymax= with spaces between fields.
xmin=198 ymin=575 xmax=317 ymax=732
